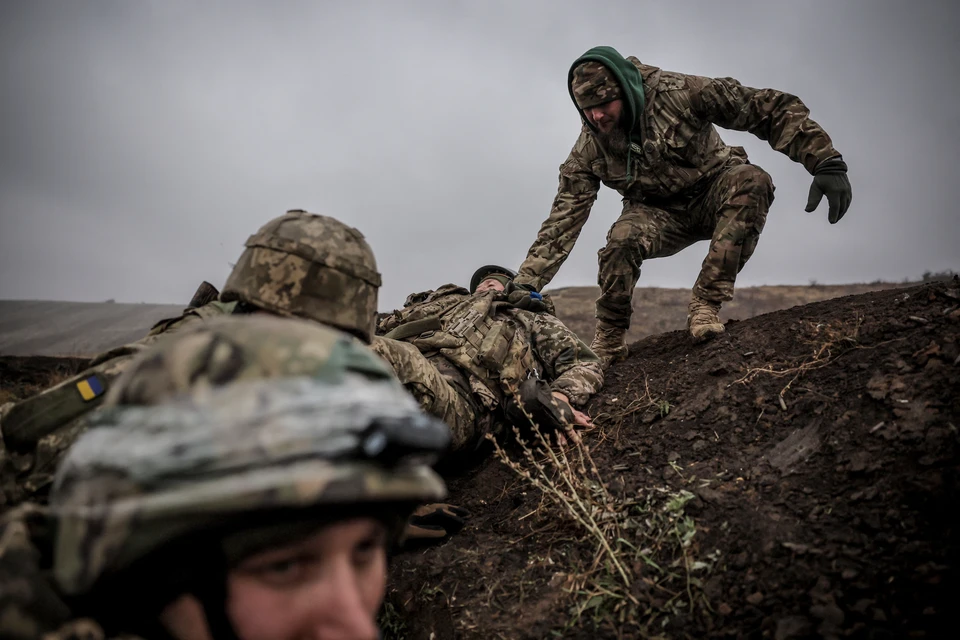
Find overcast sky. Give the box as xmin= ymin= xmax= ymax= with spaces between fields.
xmin=1 ymin=0 xmax=957 ymax=311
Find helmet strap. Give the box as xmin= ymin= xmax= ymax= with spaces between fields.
xmin=191 ymin=547 xmax=243 ymax=640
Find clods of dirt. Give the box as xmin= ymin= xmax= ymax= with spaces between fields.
xmin=385 ymin=281 xmax=959 ymax=639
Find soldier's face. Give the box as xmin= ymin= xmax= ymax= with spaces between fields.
xmin=161 ymin=518 xmax=388 ymax=640
xmin=476 ymin=277 xmax=507 ymax=293
xmin=584 ymin=99 xmax=624 ymax=134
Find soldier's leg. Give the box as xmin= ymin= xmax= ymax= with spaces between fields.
xmin=692 ymin=164 xmax=775 ymax=303
xmin=596 ymin=202 xmax=692 ymax=328
xmin=592 ymin=202 xmax=693 ymax=366
xmin=688 ymin=164 xmax=775 ymax=340
xmin=371 ymin=337 xmax=478 ymax=451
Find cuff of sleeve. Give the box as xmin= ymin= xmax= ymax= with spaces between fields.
xmin=513 ymin=276 xmax=541 ymax=293
xmin=549 ymin=381 xmax=587 ymax=407
xmin=814 ymin=154 xmax=846 ymax=174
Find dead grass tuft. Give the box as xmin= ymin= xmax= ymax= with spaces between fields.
xmin=489 ymin=394 xmax=718 ymax=635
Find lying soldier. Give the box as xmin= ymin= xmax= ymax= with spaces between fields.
xmin=373 ymin=265 xmax=604 ymax=453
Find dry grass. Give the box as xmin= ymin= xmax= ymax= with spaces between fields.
xmin=489 ymin=395 xmax=718 ymax=635
xmin=733 ymin=315 xmax=864 ymax=403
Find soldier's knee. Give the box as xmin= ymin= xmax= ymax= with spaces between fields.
xmin=599 ymin=232 xmax=645 ymax=266
xmin=735 ymin=165 xmax=775 ymax=202
xmin=606 ymin=214 xmax=646 ymax=244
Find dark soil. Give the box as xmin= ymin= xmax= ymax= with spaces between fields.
xmin=0 ymin=356 xmax=89 ymax=404
xmin=385 ymin=281 xmax=960 ymax=639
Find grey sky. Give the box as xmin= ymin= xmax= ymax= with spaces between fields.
xmin=1 ymin=0 xmax=957 ymax=311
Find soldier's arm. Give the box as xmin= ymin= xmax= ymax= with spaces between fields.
xmin=688 ymin=75 xmax=841 ymax=173
xmin=515 ymin=141 xmax=601 ymax=292
xmin=0 ymin=505 xmax=74 ymax=635
xmin=529 ymin=314 xmax=604 ymax=406
xmin=145 ymin=300 xmax=236 ymax=339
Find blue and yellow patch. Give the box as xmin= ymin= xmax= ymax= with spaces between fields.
xmin=76 ymin=376 xmax=105 ymax=402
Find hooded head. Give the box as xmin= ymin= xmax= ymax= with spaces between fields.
xmin=568 ymin=46 xmax=647 ymax=160
xmin=570 ymin=61 xmax=622 ymax=110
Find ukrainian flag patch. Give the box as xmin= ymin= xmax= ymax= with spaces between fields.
xmin=76 ymin=376 xmax=105 ymax=402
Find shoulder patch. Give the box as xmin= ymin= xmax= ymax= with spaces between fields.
xmin=3 ymin=372 xmax=112 ymax=450
xmin=76 ymin=375 xmax=106 ymax=402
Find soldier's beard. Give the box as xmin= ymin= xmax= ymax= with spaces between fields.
xmin=595 ymin=113 xmax=632 ymax=158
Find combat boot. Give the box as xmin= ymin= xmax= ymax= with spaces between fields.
xmin=688 ymin=296 xmax=725 ymax=342
xmin=590 ymin=320 xmax=629 ymax=369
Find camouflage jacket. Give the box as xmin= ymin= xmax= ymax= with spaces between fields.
xmin=378 ymin=286 xmax=603 ymax=408
xmin=516 ymin=58 xmax=842 ymax=291
xmin=0 ymin=301 xmax=237 ymax=507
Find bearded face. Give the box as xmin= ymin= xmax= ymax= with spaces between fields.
xmin=582 ymin=98 xmax=631 ymax=158
xmin=595 ymin=110 xmax=631 ymax=158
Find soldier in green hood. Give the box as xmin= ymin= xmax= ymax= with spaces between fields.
xmin=513 ymin=46 xmax=852 ymax=367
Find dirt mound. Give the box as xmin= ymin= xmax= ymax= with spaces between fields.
xmin=549 ymin=282 xmax=914 ymax=347
xmin=384 ymin=281 xmax=960 ymax=639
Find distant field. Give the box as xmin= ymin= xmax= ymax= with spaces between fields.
xmin=1 ymin=279 xmax=951 ymax=358
xmin=0 ymin=300 xmax=183 ymax=357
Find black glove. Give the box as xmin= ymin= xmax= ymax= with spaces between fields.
xmin=503 ymin=281 xmax=548 ymax=313
xmin=805 ymin=156 xmax=852 ymax=224
xmin=404 ymin=503 xmax=471 ymax=543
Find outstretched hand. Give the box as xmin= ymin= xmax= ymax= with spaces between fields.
xmin=550 ymin=391 xmax=593 ymax=446
xmin=503 ymin=281 xmax=548 ymax=313
xmin=805 ymin=156 xmax=852 ymax=224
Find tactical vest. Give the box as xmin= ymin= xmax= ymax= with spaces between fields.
xmin=384 ymin=289 xmax=537 ymax=406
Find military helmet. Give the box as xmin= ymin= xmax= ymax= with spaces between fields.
xmin=221 ymin=210 xmax=382 ymax=343
xmin=102 ymin=314 xmax=396 ymax=408
xmin=50 ymin=365 xmax=448 ymax=597
xmin=470 ymin=264 xmax=517 ymax=292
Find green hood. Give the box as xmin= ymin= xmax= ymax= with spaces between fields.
xmin=568 ymin=46 xmax=647 ymax=178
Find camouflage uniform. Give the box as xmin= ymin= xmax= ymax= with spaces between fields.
xmin=516 ymin=53 xmax=843 ymax=335
xmin=0 ymin=209 xmax=381 ymax=506
xmin=0 ymin=314 xmax=448 ymax=640
xmin=374 ymin=285 xmax=603 ymax=451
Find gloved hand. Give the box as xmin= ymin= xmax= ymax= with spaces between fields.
xmin=805 ymin=156 xmax=852 ymax=224
xmin=403 ymin=503 xmax=471 ymax=543
xmin=503 ymin=282 xmax=548 ymax=313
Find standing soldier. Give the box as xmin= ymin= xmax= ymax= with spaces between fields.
xmin=374 ymin=265 xmax=603 ymax=453
xmin=513 ymin=46 xmax=853 ymax=367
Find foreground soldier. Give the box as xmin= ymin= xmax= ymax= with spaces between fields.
xmin=0 ymin=209 xmax=381 ymax=505
xmin=0 ymin=315 xmax=451 ymax=639
xmin=374 ymin=265 xmax=603 ymax=452
xmin=514 ymin=46 xmax=853 ymax=365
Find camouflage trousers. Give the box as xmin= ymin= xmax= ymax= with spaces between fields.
xmin=371 ymin=338 xmax=481 ymax=452
xmin=597 ymin=163 xmax=775 ymax=328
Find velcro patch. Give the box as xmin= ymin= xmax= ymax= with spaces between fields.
xmin=76 ymin=375 xmax=106 ymax=402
